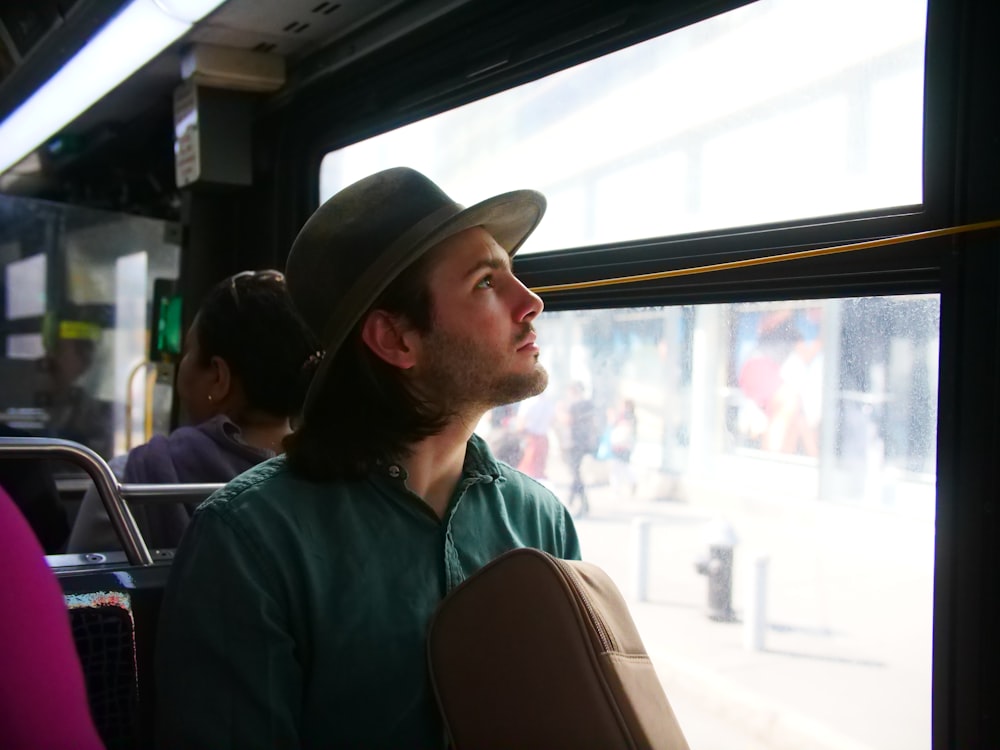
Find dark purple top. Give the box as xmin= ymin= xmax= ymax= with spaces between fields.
xmin=67 ymin=416 xmax=275 ymax=552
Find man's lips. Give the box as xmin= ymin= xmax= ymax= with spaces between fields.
xmin=516 ymin=333 xmax=538 ymax=352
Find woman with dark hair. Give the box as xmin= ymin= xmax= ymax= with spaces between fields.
xmin=68 ymin=270 xmax=320 ymax=552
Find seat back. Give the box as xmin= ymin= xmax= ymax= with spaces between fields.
xmin=69 ymin=591 xmax=138 ymax=749
xmin=59 ymin=564 xmax=171 ymax=750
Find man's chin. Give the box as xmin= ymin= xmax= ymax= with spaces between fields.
xmin=494 ymin=365 xmax=548 ymax=407
xmin=526 ymin=364 xmax=549 ymax=397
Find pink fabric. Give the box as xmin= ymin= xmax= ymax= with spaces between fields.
xmin=0 ymin=485 xmax=104 ymax=749
xmin=517 ymin=433 xmax=550 ymax=479
xmin=738 ymin=355 xmax=783 ymax=414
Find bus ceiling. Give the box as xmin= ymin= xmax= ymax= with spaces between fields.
xmin=0 ymin=0 xmax=754 ymax=217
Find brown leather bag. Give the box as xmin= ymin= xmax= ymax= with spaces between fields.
xmin=427 ymin=547 xmax=691 ymax=750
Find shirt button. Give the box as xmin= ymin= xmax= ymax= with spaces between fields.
xmin=388 ymin=465 xmax=402 ymax=478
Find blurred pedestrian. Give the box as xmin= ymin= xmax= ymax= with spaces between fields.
xmin=604 ymin=398 xmax=637 ymax=496
xmin=516 ymin=391 xmax=556 ymax=479
xmin=561 ymin=381 xmax=597 ymax=515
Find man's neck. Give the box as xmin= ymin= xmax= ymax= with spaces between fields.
xmin=402 ymin=419 xmax=477 ymax=519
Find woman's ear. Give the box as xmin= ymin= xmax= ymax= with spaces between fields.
xmin=360 ymin=310 xmax=418 ymax=369
xmin=208 ymin=355 xmax=233 ymax=401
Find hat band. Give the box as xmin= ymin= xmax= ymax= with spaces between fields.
xmin=319 ymin=199 xmax=464 ymax=348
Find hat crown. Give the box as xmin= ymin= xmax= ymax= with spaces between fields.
xmin=286 ymin=167 xmax=461 ymax=339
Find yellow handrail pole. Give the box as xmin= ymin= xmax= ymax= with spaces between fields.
xmin=144 ymin=366 xmax=158 ymax=443
xmin=124 ymin=360 xmax=151 ymax=451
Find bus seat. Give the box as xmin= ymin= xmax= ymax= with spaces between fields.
xmin=0 ymin=437 xmax=218 ymax=750
xmin=66 ymin=590 xmax=140 ymax=749
xmin=56 ymin=556 xmax=172 ymax=750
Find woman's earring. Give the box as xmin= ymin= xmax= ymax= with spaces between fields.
xmin=207 ymin=394 xmax=213 ymax=402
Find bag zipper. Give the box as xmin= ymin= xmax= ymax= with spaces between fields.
xmin=556 ymin=559 xmax=616 ymax=652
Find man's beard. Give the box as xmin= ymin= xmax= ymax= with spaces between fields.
xmin=415 ymin=324 xmax=548 ymax=414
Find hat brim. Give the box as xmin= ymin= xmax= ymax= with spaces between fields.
xmin=302 ymin=188 xmax=545 ymax=419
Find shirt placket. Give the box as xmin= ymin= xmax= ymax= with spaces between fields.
xmin=440 ymin=473 xmax=493 ymax=591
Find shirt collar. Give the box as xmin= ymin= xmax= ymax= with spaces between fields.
xmin=375 ymin=433 xmax=503 ymax=483
xmin=463 ymin=432 xmax=503 ymax=481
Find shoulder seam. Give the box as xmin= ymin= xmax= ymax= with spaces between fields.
xmin=199 ymin=455 xmax=289 ymax=512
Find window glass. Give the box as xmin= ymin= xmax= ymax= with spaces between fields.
xmin=320 ymin=0 xmax=927 ymax=253
xmin=5 ymin=254 xmax=46 ymax=319
xmin=479 ymin=294 xmax=936 ymax=749
xmin=0 ymin=194 xmax=180 ymax=460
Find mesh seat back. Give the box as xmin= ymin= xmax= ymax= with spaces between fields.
xmin=59 ymin=562 xmax=171 ymax=750
xmin=67 ymin=591 xmax=138 ymax=750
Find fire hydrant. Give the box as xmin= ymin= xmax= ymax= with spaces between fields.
xmin=694 ymin=520 xmax=738 ymax=621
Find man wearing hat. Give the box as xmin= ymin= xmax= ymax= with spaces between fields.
xmin=155 ymin=168 xmax=580 ymax=749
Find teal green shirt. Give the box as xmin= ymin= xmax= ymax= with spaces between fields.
xmin=155 ymin=434 xmax=580 ymax=750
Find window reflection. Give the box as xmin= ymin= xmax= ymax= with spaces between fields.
xmin=0 ymin=193 xmax=180 ymax=552
xmin=39 ymin=320 xmax=113 ymax=459
xmin=478 ymin=295 xmax=936 ymax=750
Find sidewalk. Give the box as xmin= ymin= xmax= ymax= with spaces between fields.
xmin=565 ymin=474 xmax=934 ymax=750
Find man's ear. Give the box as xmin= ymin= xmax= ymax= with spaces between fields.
xmin=360 ymin=310 xmax=418 ymax=369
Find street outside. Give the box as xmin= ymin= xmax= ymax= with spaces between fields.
xmin=550 ymin=458 xmax=934 ymax=750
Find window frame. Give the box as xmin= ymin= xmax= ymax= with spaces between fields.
xmin=265 ymin=0 xmax=1000 ymax=745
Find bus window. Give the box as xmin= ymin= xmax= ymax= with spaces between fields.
xmin=0 ymin=193 xmax=180 ymax=459
xmin=320 ymin=0 xmax=927 ymax=253
xmin=478 ymin=293 xmax=936 ymax=750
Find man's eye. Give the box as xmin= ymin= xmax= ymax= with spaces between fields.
xmin=476 ymin=275 xmax=494 ymax=289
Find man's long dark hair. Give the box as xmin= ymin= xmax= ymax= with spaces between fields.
xmin=283 ymin=253 xmax=453 ymax=480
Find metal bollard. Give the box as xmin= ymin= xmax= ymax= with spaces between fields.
xmin=630 ymin=517 xmax=652 ymax=601
xmin=694 ymin=519 xmax=737 ymax=621
xmin=743 ymin=554 xmax=769 ymax=650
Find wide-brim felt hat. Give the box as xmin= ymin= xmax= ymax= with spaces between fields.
xmin=285 ymin=166 xmax=546 ymax=418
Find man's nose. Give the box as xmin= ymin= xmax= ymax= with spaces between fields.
xmin=514 ymin=278 xmax=544 ymax=322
